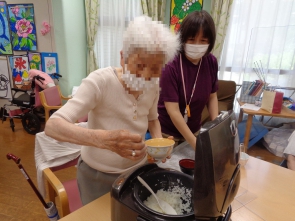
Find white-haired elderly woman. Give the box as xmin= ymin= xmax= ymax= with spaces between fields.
xmin=44 ymin=16 xmax=179 ymax=205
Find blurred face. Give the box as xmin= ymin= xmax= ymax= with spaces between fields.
xmin=126 ymin=49 xmax=165 ymax=80
xmin=120 ymin=49 xmax=165 ymax=92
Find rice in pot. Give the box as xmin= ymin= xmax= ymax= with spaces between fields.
xmin=143 ymin=185 xmax=192 ymax=215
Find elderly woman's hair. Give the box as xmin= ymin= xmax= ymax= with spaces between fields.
xmin=122 ymin=16 xmax=180 ymax=63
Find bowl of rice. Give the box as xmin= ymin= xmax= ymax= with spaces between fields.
xmin=145 ymin=138 xmax=174 ymax=160
xmin=133 ymin=170 xmax=194 ymax=217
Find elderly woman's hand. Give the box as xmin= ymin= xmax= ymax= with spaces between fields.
xmin=98 ymin=129 xmax=146 ymax=161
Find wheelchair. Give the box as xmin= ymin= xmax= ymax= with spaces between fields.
xmin=1 ymin=71 xmax=61 ymax=135
xmin=1 ymin=83 xmax=40 ymax=134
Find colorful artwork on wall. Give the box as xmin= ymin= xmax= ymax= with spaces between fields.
xmin=41 ymin=52 xmax=59 ymax=74
xmin=0 ymin=1 xmax=13 ymax=55
xmin=28 ymin=52 xmax=42 ymax=70
xmin=7 ymin=4 xmax=37 ymax=51
xmin=0 ymin=57 xmax=12 ymax=99
xmin=11 ymin=55 xmax=31 ymax=90
xmin=170 ymin=0 xmax=203 ymax=33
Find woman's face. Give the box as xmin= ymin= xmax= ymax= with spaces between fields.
xmin=126 ymin=49 xmax=165 ymax=80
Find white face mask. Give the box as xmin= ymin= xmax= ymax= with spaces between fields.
xmin=184 ymin=44 xmax=209 ymax=60
xmin=121 ymin=66 xmax=159 ymax=92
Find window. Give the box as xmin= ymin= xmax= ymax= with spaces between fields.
xmin=93 ymin=0 xmax=142 ymax=68
xmin=219 ymin=0 xmax=295 ymax=93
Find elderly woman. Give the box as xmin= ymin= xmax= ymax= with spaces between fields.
xmin=44 ymin=16 xmax=179 ymax=205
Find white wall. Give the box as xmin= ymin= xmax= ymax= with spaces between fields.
xmin=51 ymin=0 xmax=87 ymax=96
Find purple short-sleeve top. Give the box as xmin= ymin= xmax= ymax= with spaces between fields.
xmin=158 ymin=52 xmax=219 ymax=138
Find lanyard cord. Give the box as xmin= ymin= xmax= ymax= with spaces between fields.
xmin=180 ymin=54 xmax=202 ymax=111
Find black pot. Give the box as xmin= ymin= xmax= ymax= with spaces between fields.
xmin=133 ymin=170 xmax=194 ymax=220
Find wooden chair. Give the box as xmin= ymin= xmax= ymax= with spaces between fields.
xmin=43 ymin=156 xmax=83 ymax=217
xmin=39 ymin=85 xmax=70 ymax=122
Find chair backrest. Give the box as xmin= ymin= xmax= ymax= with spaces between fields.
xmin=39 ymin=85 xmax=65 ymax=122
xmin=42 ymin=86 xmax=62 ymax=106
xmin=217 ymin=80 xmax=237 ymax=111
xmin=201 ymin=80 xmax=237 ymax=124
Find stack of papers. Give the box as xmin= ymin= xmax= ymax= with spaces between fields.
xmin=240 ymin=103 xmax=261 ymax=111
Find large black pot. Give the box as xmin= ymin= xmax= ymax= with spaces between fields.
xmin=133 ymin=170 xmax=195 ymax=220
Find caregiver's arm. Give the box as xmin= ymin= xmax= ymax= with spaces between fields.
xmin=164 ymin=102 xmax=196 ymax=149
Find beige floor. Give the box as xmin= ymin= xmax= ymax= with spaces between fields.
xmin=0 ymin=118 xmax=284 ymax=220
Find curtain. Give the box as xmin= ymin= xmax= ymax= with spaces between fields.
xmin=85 ymin=0 xmax=100 ymax=75
xmin=219 ymin=0 xmax=295 ymax=112
xmin=211 ymin=0 xmax=234 ymax=62
xmin=93 ymin=0 xmax=142 ymax=68
xmin=141 ymin=0 xmax=166 ymax=22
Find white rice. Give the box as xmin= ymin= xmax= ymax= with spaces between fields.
xmin=143 ymin=185 xmax=192 ymax=215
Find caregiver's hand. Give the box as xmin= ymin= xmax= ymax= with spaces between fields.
xmin=98 ymin=129 xmax=146 ymax=161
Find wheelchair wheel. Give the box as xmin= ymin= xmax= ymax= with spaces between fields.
xmin=1 ymin=107 xmax=7 ymax=122
xmin=22 ymin=113 xmax=41 ymax=135
xmin=10 ymin=118 xmax=15 ymax=132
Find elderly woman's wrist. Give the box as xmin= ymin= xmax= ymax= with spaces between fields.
xmin=88 ymin=129 xmax=105 ymax=149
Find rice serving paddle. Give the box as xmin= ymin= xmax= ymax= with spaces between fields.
xmin=137 ymin=176 xmax=177 ymax=215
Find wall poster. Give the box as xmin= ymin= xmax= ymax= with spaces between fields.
xmin=170 ymin=0 xmax=203 ymax=33
xmin=0 ymin=57 xmax=12 ymax=99
xmin=28 ymin=52 xmax=42 ymax=70
xmin=8 ymin=3 xmax=37 ymax=51
xmin=10 ymin=55 xmax=31 ymax=90
xmin=41 ymin=52 xmax=59 ymax=75
xmin=0 ymin=1 xmax=13 ymax=55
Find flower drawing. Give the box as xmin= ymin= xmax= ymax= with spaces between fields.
xmin=32 ymin=54 xmax=40 ymax=62
xmin=174 ymin=23 xmax=181 ymax=33
xmin=15 ymin=19 xmax=33 ymax=38
xmin=182 ymin=3 xmax=189 ymax=11
xmin=30 ymin=63 xmax=37 ymax=69
xmin=170 ymin=0 xmax=202 ymax=33
xmin=46 ymin=60 xmax=56 ymax=72
xmin=11 ymin=6 xmax=19 ymax=16
xmin=170 ymin=15 xmax=179 ymax=25
xmin=186 ymin=0 xmax=196 ymax=6
xmin=29 ymin=54 xmax=41 ymax=70
xmin=14 ymin=57 xmax=26 ymax=70
xmin=9 ymin=4 xmax=37 ymax=51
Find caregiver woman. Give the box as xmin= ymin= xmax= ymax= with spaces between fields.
xmin=158 ymin=10 xmax=218 ymax=149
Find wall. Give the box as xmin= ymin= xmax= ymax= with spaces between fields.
xmin=0 ymin=0 xmax=55 ymax=107
xmin=51 ymin=0 xmax=87 ymax=96
xmin=203 ymin=0 xmax=212 ymax=12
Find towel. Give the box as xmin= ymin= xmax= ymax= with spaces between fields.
xmin=35 ymin=122 xmax=87 ymax=198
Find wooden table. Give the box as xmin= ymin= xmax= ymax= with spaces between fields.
xmin=60 ymin=157 xmax=295 ymax=221
xmin=237 ymin=100 xmax=295 ymax=150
